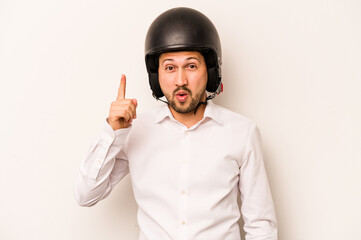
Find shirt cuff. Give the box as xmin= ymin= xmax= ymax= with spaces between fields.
xmin=101 ymin=117 xmax=132 ymax=146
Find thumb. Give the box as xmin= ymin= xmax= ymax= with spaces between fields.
xmin=132 ymin=99 xmax=138 ymax=107
xmin=132 ymin=99 xmax=137 ymax=119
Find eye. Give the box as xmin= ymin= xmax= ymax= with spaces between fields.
xmin=188 ymin=64 xmax=197 ymax=69
xmin=165 ymin=66 xmax=174 ymax=71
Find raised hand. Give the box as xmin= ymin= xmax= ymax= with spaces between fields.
xmin=108 ymin=74 xmax=138 ymax=130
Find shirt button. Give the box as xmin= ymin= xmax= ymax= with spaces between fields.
xmin=184 ymin=132 xmax=188 ymax=136
xmin=181 ymin=220 xmax=186 ymax=225
xmin=97 ymin=159 xmax=102 ymax=164
xmin=181 ymin=190 xmax=186 ymax=195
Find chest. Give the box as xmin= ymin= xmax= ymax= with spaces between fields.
xmin=125 ymin=123 xmax=245 ymax=193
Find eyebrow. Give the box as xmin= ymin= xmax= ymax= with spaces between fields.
xmin=161 ymin=57 xmax=201 ymax=65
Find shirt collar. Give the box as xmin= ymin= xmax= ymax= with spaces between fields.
xmin=203 ymin=100 xmax=223 ymax=125
xmin=154 ymin=100 xmax=223 ymax=125
xmin=154 ymin=104 xmax=173 ymax=123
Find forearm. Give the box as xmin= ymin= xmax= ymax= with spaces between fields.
xmin=240 ymin=171 xmax=278 ymax=240
xmin=240 ymin=125 xmax=278 ymax=240
xmin=74 ymin=118 xmax=131 ymax=206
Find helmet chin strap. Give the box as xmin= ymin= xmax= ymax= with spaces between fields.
xmin=193 ymin=93 xmax=210 ymax=114
xmin=193 ymin=86 xmax=219 ymax=114
xmin=155 ymin=97 xmax=169 ymax=105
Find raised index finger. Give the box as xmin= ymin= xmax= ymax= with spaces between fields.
xmin=117 ymin=74 xmax=126 ymax=100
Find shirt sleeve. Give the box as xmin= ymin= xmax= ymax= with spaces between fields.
xmin=239 ymin=125 xmax=278 ymax=240
xmin=73 ymin=117 xmax=131 ymax=207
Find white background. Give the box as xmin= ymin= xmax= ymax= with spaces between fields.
xmin=1 ymin=0 xmax=360 ymax=239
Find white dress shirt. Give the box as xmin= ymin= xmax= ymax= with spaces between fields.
xmin=74 ymin=100 xmax=278 ymax=240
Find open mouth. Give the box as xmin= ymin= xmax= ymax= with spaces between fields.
xmin=175 ymin=92 xmax=189 ymax=102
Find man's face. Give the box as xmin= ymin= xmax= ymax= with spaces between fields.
xmin=158 ymin=51 xmax=207 ymax=114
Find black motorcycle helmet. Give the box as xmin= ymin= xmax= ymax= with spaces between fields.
xmin=145 ymin=7 xmax=222 ymax=99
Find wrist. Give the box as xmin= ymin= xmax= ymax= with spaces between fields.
xmin=107 ymin=118 xmax=129 ymax=131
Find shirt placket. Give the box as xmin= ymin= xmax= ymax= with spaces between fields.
xmin=178 ymin=129 xmax=191 ymax=240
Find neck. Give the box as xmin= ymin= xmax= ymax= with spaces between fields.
xmin=169 ymin=93 xmax=207 ymax=128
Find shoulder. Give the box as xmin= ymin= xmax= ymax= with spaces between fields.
xmin=209 ymin=102 xmax=259 ymax=144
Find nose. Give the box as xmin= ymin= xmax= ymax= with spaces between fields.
xmin=175 ymin=69 xmax=188 ymax=86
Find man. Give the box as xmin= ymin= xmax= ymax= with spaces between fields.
xmin=74 ymin=7 xmax=278 ymax=240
